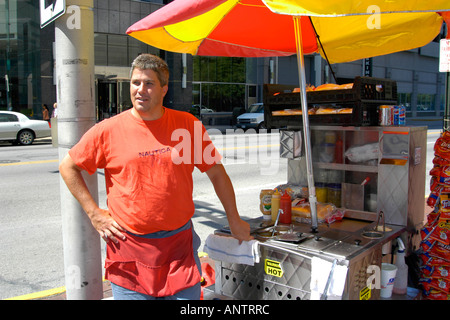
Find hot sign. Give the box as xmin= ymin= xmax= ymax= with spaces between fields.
xmin=264 ymin=259 xmax=283 ymax=278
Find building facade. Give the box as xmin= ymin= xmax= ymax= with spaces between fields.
xmin=0 ymin=0 xmax=41 ymax=116
xmin=0 ymin=0 xmax=447 ymax=121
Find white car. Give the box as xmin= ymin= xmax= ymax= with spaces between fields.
xmin=0 ymin=111 xmax=51 ymax=145
xmin=235 ymin=103 xmax=266 ymax=131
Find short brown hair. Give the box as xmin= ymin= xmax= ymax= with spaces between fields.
xmin=130 ymin=54 xmax=169 ymax=87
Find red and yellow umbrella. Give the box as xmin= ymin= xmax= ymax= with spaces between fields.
xmin=127 ymin=0 xmax=450 ymax=230
xmin=127 ymin=0 xmax=450 ymax=63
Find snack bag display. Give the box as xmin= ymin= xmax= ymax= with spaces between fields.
xmin=420 ymin=133 xmax=450 ymax=300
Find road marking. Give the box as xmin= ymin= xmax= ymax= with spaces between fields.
xmin=4 ymin=286 xmax=66 ymax=300
xmin=0 ymin=159 xmax=58 ymax=167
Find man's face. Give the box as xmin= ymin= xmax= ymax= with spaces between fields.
xmin=130 ymin=68 xmax=168 ymax=120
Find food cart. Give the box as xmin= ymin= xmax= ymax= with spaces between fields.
xmin=207 ymin=77 xmax=427 ymax=300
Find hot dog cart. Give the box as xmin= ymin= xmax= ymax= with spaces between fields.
xmin=210 ymin=77 xmax=427 ymax=300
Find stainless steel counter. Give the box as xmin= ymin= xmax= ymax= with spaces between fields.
xmin=214 ymin=218 xmax=405 ymax=300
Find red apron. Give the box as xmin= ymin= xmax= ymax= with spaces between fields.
xmin=104 ymin=225 xmax=201 ymax=297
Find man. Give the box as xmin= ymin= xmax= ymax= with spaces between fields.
xmin=59 ymin=54 xmax=252 ymax=300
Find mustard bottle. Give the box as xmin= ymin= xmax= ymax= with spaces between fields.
xmin=271 ymin=190 xmax=281 ymax=222
xmin=260 ymin=189 xmax=274 ymax=220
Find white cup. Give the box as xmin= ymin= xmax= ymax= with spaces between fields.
xmin=380 ymin=263 xmax=397 ymax=298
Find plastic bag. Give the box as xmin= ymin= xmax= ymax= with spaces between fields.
xmin=345 ymin=143 xmax=379 ymax=163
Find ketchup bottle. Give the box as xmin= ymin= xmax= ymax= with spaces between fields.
xmin=335 ymin=135 xmax=343 ymax=163
xmin=279 ymin=192 xmax=292 ymax=224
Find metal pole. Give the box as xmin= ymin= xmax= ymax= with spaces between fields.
xmin=293 ymin=17 xmax=318 ymax=232
xmin=55 ymin=0 xmax=103 ymax=299
xmin=445 ymin=71 xmax=450 ymax=131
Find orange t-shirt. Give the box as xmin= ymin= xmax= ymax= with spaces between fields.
xmin=69 ymin=108 xmax=221 ymax=234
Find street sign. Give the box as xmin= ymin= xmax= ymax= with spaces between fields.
xmin=440 ymin=39 xmax=450 ymax=73
xmin=40 ymin=0 xmax=66 ymax=29
xmin=363 ymin=58 xmax=373 ymax=77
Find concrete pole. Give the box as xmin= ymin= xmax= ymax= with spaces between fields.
xmin=55 ymin=0 xmax=103 ymax=300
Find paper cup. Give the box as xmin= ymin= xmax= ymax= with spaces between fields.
xmin=380 ymin=263 xmax=397 ymax=298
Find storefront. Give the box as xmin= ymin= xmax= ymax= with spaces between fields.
xmin=96 ymin=77 xmax=131 ymax=122
xmin=0 ymin=0 xmax=41 ymax=117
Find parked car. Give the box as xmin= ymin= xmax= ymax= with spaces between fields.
xmin=235 ymin=103 xmax=266 ymax=131
xmin=0 ymin=111 xmax=51 ymax=145
xmin=190 ymin=105 xmax=214 ymax=118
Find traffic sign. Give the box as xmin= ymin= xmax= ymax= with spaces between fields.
xmin=40 ymin=0 xmax=66 ymax=28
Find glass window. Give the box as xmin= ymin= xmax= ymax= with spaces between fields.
xmin=192 ymin=83 xmax=201 ymax=107
xmin=193 ymin=56 xmax=246 ymax=83
xmin=94 ymin=33 xmax=108 ymax=66
xmin=96 ymin=34 xmax=161 ymax=67
xmin=0 ymin=114 xmax=9 ymax=122
xmin=108 ymin=35 xmax=128 ymax=67
xmin=397 ymin=93 xmax=411 ymax=111
xmin=192 ymin=56 xmax=247 ymax=111
xmin=0 ymin=113 xmax=18 ymax=122
xmin=197 ymin=83 xmax=245 ymax=112
xmin=232 ymin=57 xmax=246 ymax=83
xmin=128 ymin=37 xmax=148 ymax=65
xmin=217 ymin=57 xmax=231 ymax=82
xmin=417 ymin=93 xmax=435 ymax=111
xmin=439 ymin=94 xmax=445 ymax=110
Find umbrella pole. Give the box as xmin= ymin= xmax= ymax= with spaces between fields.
xmin=293 ymin=17 xmax=318 ymax=233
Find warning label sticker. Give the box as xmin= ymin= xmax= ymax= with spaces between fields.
xmin=359 ymin=286 xmax=371 ymax=300
xmin=264 ymin=259 xmax=283 ymax=278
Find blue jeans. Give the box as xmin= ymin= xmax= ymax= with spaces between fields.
xmin=110 ymin=221 xmax=202 ymax=300
xmin=110 ymin=282 xmax=201 ymax=300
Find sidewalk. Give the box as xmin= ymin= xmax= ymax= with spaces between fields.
xmin=30 ymin=255 xmax=215 ymax=300
xmin=31 ymin=281 xmax=113 ymax=300
xmin=406 ymin=116 xmax=443 ymax=130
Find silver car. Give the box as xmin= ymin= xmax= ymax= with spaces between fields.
xmin=0 ymin=111 xmax=51 ymax=145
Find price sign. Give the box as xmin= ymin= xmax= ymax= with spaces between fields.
xmin=439 ymin=39 xmax=450 ymax=73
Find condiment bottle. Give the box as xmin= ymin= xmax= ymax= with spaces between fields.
xmin=327 ymin=183 xmax=341 ymax=207
xmin=334 ymin=135 xmax=343 ymax=163
xmin=271 ymin=190 xmax=281 ymax=222
xmin=393 ymin=238 xmax=408 ymax=295
xmin=259 ymin=189 xmax=273 ymax=220
xmin=315 ymin=182 xmax=327 ymax=203
xmin=279 ymin=192 xmax=292 ymax=224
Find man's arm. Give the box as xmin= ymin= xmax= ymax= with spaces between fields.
xmin=59 ymin=154 xmax=126 ymax=243
xmin=206 ymin=163 xmax=252 ymax=242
